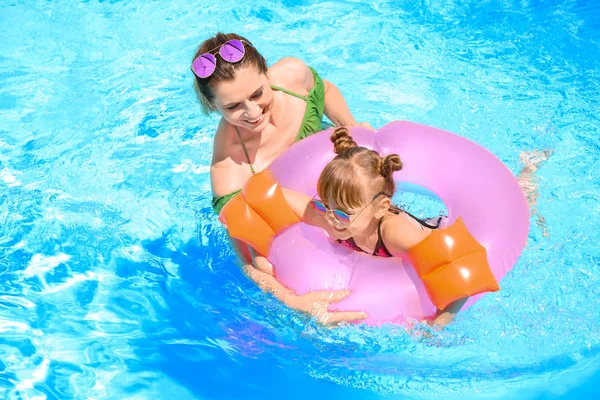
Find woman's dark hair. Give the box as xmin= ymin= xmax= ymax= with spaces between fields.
xmin=192 ymin=33 xmax=268 ymax=115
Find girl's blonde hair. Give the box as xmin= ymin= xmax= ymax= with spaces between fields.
xmin=192 ymin=33 xmax=268 ymax=115
xmin=317 ymin=127 xmax=403 ymax=211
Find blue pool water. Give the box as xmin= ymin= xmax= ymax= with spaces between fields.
xmin=1 ymin=0 xmax=599 ymax=398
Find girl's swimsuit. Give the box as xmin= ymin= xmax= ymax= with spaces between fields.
xmin=212 ymin=67 xmax=326 ymax=215
xmin=338 ymin=212 xmax=444 ymax=257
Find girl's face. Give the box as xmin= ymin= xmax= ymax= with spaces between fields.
xmin=322 ymin=195 xmax=390 ymax=241
xmin=211 ymin=66 xmax=274 ymax=133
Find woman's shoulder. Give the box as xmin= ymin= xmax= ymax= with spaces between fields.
xmin=211 ymin=119 xmax=249 ymax=197
xmin=269 ymin=57 xmax=315 ymax=92
xmin=211 ymin=118 xmax=233 ymax=163
xmin=211 ymin=157 xmax=250 ymax=198
xmin=271 ymin=56 xmax=309 ymax=74
xmin=211 ymin=163 xmax=244 ymax=198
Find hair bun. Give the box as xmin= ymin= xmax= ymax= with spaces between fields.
xmin=330 ymin=127 xmax=358 ymax=155
xmin=379 ymin=154 xmax=403 ymax=179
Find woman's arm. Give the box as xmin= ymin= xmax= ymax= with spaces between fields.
xmin=322 ymin=80 xmax=357 ymax=127
xmin=275 ymin=57 xmax=371 ymax=130
xmin=211 ymin=120 xmax=254 ymax=198
xmin=242 ymin=188 xmax=366 ymax=325
xmin=242 ymin=262 xmax=367 ymax=325
xmin=272 ymin=57 xmax=373 ymax=129
xmin=322 ymin=80 xmax=374 ymax=130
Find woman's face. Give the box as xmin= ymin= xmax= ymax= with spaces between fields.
xmin=211 ymin=66 xmax=274 ymax=133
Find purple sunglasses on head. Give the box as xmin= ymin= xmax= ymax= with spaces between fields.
xmin=191 ymin=39 xmax=247 ymax=79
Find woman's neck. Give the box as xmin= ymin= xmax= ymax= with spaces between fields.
xmin=232 ymin=125 xmax=263 ymax=147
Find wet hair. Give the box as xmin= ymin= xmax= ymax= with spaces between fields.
xmin=192 ymin=33 xmax=268 ymax=115
xmin=317 ymin=127 xmax=403 ymax=212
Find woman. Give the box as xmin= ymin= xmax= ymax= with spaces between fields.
xmin=192 ymin=32 xmax=370 ymax=324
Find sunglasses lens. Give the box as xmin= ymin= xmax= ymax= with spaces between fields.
xmin=334 ymin=210 xmax=351 ymax=224
xmin=220 ymin=39 xmax=245 ymax=63
xmin=192 ymin=53 xmax=217 ymax=78
xmin=310 ymin=200 xmax=327 ymax=215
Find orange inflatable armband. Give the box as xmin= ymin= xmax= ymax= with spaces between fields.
xmin=407 ymin=217 xmax=500 ymax=309
xmin=219 ymin=170 xmax=300 ymax=256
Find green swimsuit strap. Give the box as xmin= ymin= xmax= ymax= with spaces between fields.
xmin=270 ymin=85 xmax=308 ymax=101
xmin=235 ymin=126 xmax=256 ymax=174
xmin=270 ymin=67 xmax=325 ymax=142
xmin=212 ymin=190 xmax=240 ymax=215
xmin=212 ymin=127 xmax=256 ymax=215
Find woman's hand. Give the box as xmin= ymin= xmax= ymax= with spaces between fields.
xmin=334 ymin=122 xmax=375 ymax=131
xmin=285 ymin=289 xmax=367 ymax=326
xmin=242 ymin=264 xmax=367 ymax=326
xmin=253 ymin=255 xmax=274 ymax=275
xmin=357 ymin=121 xmax=375 ymax=130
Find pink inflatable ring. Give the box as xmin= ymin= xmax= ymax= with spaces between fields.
xmin=256 ymin=121 xmax=530 ymax=325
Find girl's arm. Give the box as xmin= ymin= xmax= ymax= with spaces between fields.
xmin=430 ymin=297 xmax=468 ymax=329
xmin=381 ymin=215 xmax=469 ymax=329
xmin=380 ymin=213 xmax=434 ymax=254
xmin=281 ymin=188 xmax=337 ymax=236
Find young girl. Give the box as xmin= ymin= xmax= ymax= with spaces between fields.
xmin=288 ymin=128 xmax=442 ymax=255
xmin=249 ymin=126 xmax=551 ymax=328
xmin=245 ymin=127 xmax=457 ymax=327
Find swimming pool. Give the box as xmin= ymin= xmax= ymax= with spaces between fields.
xmin=1 ymin=0 xmax=599 ymax=398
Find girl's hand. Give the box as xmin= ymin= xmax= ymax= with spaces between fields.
xmin=429 ymin=297 xmax=468 ymax=329
xmin=285 ymin=289 xmax=368 ymax=326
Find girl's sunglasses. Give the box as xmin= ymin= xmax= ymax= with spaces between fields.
xmin=191 ymin=39 xmax=247 ymax=79
xmin=309 ymin=192 xmax=387 ymax=226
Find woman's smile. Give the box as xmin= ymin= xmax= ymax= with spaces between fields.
xmin=245 ymin=111 xmax=264 ymax=125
